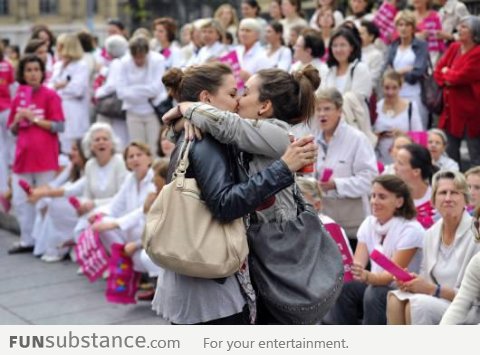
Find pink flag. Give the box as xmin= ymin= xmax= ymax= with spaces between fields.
xmin=219 ymin=50 xmax=245 ymax=90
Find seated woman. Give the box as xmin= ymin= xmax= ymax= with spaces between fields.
xmin=314 ymin=88 xmax=378 ymax=240
xmin=374 ymin=70 xmax=422 ymax=165
xmin=324 ymin=174 xmax=424 ymax=325
xmin=394 ymin=143 xmax=439 ymax=229
xmin=466 ymin=167 xmax=480 ymax=214
xmin=73 ymin=123 xmax=128 ymax=239
xmin=28 ymin=139 xmax=87 ymax=261
xmin=427 ymin=128 xmax=459 ymax=172
xmin=92 ymin=142 xmax=156 ymax=273
xmin=441 ymin=207 xmax=480 ymax=325
xmin=387 ymin=171 xmax=480 ymax=324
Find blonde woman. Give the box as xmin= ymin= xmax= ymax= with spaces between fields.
xmin=214 ymin=4 xmax=239 ymax=43
xmin=49 ymin=33 xmax=90 ymax=153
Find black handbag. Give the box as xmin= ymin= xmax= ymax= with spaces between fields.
xmin=421 ymin=58 xmax=443 ymax=115
xmin=247 ymin=186 xmax=344 ymax=324
xmin=95 ymin=92 xmax=125 ymax=119
xmin=149 ymin=96 xmax=173 ymax=124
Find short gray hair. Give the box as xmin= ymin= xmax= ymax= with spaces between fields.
xmin=239 ymin=18 xmax=261 ymax=34
xmin=82 ymin=122 xmax=121 ymax=159
xmin=460 ymin=15 xmax=480 ymax=44
xmin=105 ymin=34 xmax=128 ymax=59
xmin=431 ymin=170 xmax=469 ymax=206
xmin=315 ymin=87 xmax=343 ymax=109
xmin=428 ymin=128 xmax=448 ymax=146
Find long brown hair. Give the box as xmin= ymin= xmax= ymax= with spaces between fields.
xmin=373 ymin=174 xmax=417 ymax=220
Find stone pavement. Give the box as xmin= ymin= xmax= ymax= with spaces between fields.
xmin=0 ymin=228 xmax=169 ymax=325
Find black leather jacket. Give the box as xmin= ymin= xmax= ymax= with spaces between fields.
xmin=167 ymin=133 xmax=294 ymax=222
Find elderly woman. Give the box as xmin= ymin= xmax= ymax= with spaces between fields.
xmin=394 ymin=143 xmax=438 ymax=229
xmin=236 ymin=18 xmax=270 ymax=82
xmin=49 ymin=33 xmax=90 ymax=153
xmin=324 ymin=174 xmax=424 ymax=324
xmin=441 ymin=207 xmax=480 ymax=325
xmin=384 ymin=10 xmax=429 ymax=129
xmin=7 ymin=55 xmax=64 ymax=254
xmin=387 ymin=171 xmax=480 ymax=324
xmin=94 ymin=34 xmax=129 ymax=149
xmin=73 ymin=123 xmax=127 ymax=238
xmin=116 ymin=35 xmax=167 ymax=156
xmin=427 ymin=128 xmax=459 ymax=172
xmin=434 ymin=15 xmax=480 ymax=169
xmin=314 ymin=88 xmax=377 ymax=240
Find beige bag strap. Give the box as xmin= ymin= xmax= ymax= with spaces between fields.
xmin=174 ymin=140 xmax=192 ymax=188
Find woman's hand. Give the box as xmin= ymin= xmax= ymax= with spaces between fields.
xmin=78 ymin=200 xmax=95 ymax=216
xmin=351 ymin=262 xmax=369 ymax=283
xmin=91 ymin=220 xmax=118 ymax=233
xmin=162 ymin=102 xmax=196 ymax=125
xmin=280 ymin=135 xmax=317 ymax=173
xmin=124 ymin=242 xmax=139 ymax=257
xmin=27 ymin=186 xmax=51 ymax=204
xmin=319 ymin=179 xmax=336 ymax=192
xmin=399 ymin=275 xmax=436 ymax=295
xmin=185 ymin=121 xmax=203 ymax=141
xmin=54 ymin=81 xmax=68 ymax=90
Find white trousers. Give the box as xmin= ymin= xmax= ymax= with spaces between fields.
xmin=98 ymin=219 xmax=146 ymax=273
xmin=126 ymin=111 xmax=160 ymax=156
xmin=12 ymin=171 xmax=57 ymax=246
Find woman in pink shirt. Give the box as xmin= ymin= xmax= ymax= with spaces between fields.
xmin=412 ymin=0 xmax=445 ymax=63
xmin=7 ymin=55 xmax=64 ymax=254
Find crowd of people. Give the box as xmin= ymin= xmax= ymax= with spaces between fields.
xmin=1 ymin=0 xmax=480 ymax=325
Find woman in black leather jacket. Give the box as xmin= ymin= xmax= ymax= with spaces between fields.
xmin=151 ymin=62 xmax=316 ymax=325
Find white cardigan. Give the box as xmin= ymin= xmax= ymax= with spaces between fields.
xmin=320 ymin=59 xmax=372 ymax=99
xmin=441 ymin=252 xmax=480 ymax=324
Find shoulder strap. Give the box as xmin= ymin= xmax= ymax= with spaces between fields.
xmin=173 ymin=140 xmax=192 ymax=187
xmin=408 ymin=101 xmax=412 ymax=130
xmin=350 ymin=61 xmax=359 ymax=80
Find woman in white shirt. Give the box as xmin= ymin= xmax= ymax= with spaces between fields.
xmin=388 ymin=171 xmax=480 ymax=324
xmin=441 ymin=208 xmax=480 ymax=325
xmin=466 ymin=167 xmax=480 ymax=214
xmin=324 ymin=174 xmax=424 ymax=324
xmin=427 ymin=128 xmax=459 ymax=172
xmin=394 ymin=143 xmax=439 ymax=229
xmin=93 ymin=142 xmax=155 ymax=272
xmin=344 ymin=0 xmax=375 ymax=28
xmin=27 ymin=139 xmax=87 ymax=261
xmin=152 ymin=17 xmax=183 ymax=70
xmin=315 ymin=88 xmax=378 ymax=239
xmin=359 ymin=20 xmax=384 ymax=91
xmin=237 ymin=18 xmax=270 ymax=82
xmin=191 ymin=19 xmax=228 ymax=65
xmin=116 ymin=36 xmax=166 ymax=156
xmin=309 ymin=0 xmax=344 ymax=31
xmin=280 ymin=0 xmax=308 ymax=45
xmin=291 ymin=29 xmax=328 ymax=77
xmin=374 ymin=70 xmax=423 ymax=164
xmin=264 ymin=21 xmax=292 ymax=71
xmin=50 ymin=33 xmax=90 ymax=154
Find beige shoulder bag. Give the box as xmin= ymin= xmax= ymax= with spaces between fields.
xmin=142 ymin=140 xmax=248 ymax=279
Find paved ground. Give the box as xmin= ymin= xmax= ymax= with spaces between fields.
xmin=0 ymin=228 xmax=169 ymax=325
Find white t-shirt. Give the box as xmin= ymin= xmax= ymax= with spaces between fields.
xmin=357 ymin=216 xmax=424 ymax=274
xmin=393 ymin=46 xmax=421 ymax=98
xmin=334 ymin=73 xmax=348 ymax=94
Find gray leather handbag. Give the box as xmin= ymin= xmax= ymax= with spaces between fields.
xmin=247 ymin=187 xmax=344 ymax=324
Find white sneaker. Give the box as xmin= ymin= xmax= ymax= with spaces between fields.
xmin=41 ymin=254 xmax=64 ymax=263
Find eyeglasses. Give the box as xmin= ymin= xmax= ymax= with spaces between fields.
xmin=471 ymin=217 xmax=480 ymax=242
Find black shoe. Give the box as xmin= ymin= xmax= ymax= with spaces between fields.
xmin=8 ymin=245 xmax=34 ymax=255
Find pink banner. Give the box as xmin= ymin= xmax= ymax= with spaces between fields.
xmin=105 ymin=243 xmax=140 ymax=304
xmin=408 ymin=131 xmax=428 ymax=147
xmin=219 ymin=50 xmax=245 ymax=90
xmin=324 ymin=223 xmax=354 ymax=282
xmin=74 ymin=219 xmax=109 ymax=282
xmin=370 ymin=249 xmax=414 ymax=282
